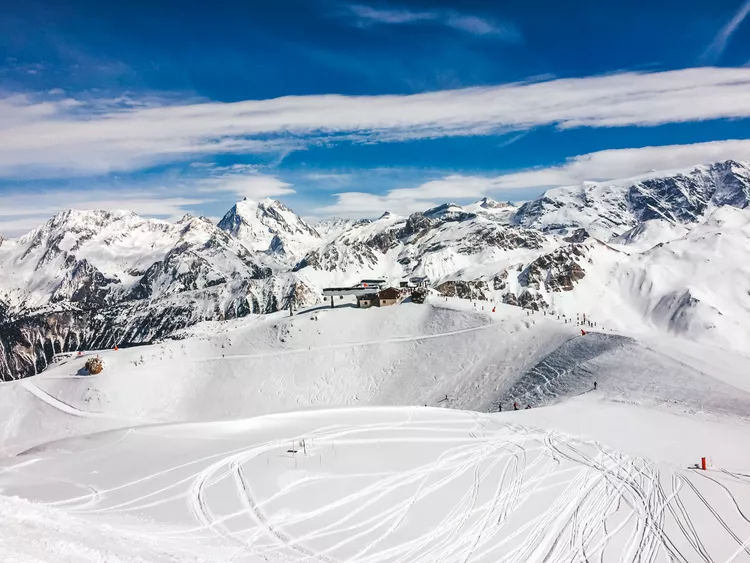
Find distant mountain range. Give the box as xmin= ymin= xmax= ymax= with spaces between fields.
xmin=2 ymin=159 xmax=749 ymax=380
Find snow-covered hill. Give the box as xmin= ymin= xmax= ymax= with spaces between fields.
xmin=4 ymin=297 xmax=749 ymax=454
xmin=294 ymin=206 xmax=551 ymax=290
xmin=3 ymin=404 xmax=750 ymax=563
xmin=2 ymin=298 xmax=750 ymax=562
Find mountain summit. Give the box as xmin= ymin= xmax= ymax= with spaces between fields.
xmin=217 ymin=198 xmax=320 ymax=259
xmin=514 ymin=160 xmax=750 ymax=239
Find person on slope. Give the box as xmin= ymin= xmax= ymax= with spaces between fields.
xmin=525 ymin=404 xmax=531 ymax=409
xmin=513 ymin=401 xmax=519 ymax=411
xmin=594 ymin=381 xmax=598 ymax=390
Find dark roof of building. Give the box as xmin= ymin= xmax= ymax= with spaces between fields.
xmin=357 ymin=293 xmax=378 ymax=300
xmin=378 ymin=287 xmax=401 ymax=300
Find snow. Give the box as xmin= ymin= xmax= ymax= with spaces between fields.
xmin=0 ymin=495 xmax=217 ymax=563
xmin=1 ymin=297 xmax=750 ymax=561
xmin=610 ymin=219 xmax=690 ymax=252
xmin=0 ymin=299 xmax=574 ymax=454
xmin=0 ymin=211 xmax=244 ymax=310
xmin=217 ymin=198 xmax=320 ymax=261
xmin=3 ymin=162 xmax=750 ymax=560
xmin=314 ymin=217 xmax=365 ymax=239
xmin=1 ymin=404 xmax=749 ymax=562
xmin=513 ymin=160 xmax=750 ymax=240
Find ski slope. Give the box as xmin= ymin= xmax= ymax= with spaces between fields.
xmin=2 ymin=407 xmax=750 ymax=562
xmin=1 ymin=298 xmax=750 ymax=561
xmin=0 ymin=298 xmax=580 ymax=455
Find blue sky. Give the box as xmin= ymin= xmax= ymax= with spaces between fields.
xmin=1 ymin=0 xmax=750 ymax=234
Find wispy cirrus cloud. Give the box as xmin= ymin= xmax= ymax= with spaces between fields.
xmin=314 ymin=191 xmax=440 ymax=219
xmin=317 ymin=139 xmax=750 ymax=217
xmin=3 ymin=68 xmax=750 ymax=179
xmin=702 ymin=0 xmax=750 ymax=63
xmin=342 ymin=4 xmax=520 ymax=39
xmin=197 ymin=171 xmax=295 ymax=200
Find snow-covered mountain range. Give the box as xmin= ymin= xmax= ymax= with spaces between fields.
xmin=514 ymin=160 xmax=750 ymax=239
xmin=2 ymin=159 xmax=750 ymax=380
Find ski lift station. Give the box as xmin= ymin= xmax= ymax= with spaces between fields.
xmin=322 ymin=279 xmax=387 ymax=307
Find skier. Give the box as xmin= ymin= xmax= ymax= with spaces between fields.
xmin=594 ymin=381 xmax=598 ymax=390
xmin=513 ymin=401 xmax=519 ymax=411
xmin=498 ymin=403 xmax=502 ymax=412
xmin=525 ymin=404 xmax=531 ymax=409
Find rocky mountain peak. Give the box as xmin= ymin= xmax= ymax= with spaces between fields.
xmin=476 ymin=197 xmax=510 ymax=209
xmin=217 ymin=198 xmax=320 ymax=260
xmin=514 ymin=159 xmax=750 ymax=240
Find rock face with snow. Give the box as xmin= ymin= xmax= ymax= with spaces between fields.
xmin=294 ymin=208 xmax=548 ymax=286
xmin=313 ymin=217 xmax=370 ymax=239
xmin=0 ymin=208 xmax=318 ymax=380
xmin=514 ymin=160 xmax=750 ymax=239
xmin=217 ymin=198 xmax=320 ymax=262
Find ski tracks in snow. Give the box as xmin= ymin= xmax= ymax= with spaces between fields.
xmin=195 ymin=318 xmax=510 ymax=364
xmin=31 ymin=413 xmax=750 ymax=563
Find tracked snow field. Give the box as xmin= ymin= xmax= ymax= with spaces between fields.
xmin=501 ymin=332 xmax=750 ymax=415
xmin=2 ymin=407 xmax=749 ymax=563
xmin=2 ymin=301 xmax=750 ymax=561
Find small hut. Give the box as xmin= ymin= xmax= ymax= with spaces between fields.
xmin=377 ymin=287 xmax=402 ymax=307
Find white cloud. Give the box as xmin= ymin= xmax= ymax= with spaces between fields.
xmin=346 ymin=4 xmax=434 ymax=24
xmin=387 ymin=174 xmax=495 ymax=200
xmin=343 ymin=4 xmax=518 ymax=38
xmin=3 ymin=68 xmax=750 ymax=178
xmin=445 ymin=14 xmax=507 ymax=36
xmin=483 ymin=139 xmax=750 ymax=189
xmin=0 ymin=215 xmax=60 ymax=237
xmin=314 ymin=191 xmax=439 ymax=219
xmin=317 ymin=139 xmax=750 ymax=217
xmin=702 ymin=0 xmax=750 ymax=63
xmin=199 ymin=172 xmax=295 ymax=200
xmin=0 ymin=170 xmax=296 ymax=236
xmin=305 ymin=172 xmax=353 ymax=185
xmin=0 ymin=191 xmax=208 ymax=219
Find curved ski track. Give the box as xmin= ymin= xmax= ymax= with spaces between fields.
xmin=33 ymin=416 xmax=750 ymax=563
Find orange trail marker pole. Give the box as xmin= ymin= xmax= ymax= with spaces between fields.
xmin=701 ymin=457 xmax=707 ymax=470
